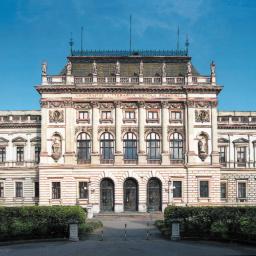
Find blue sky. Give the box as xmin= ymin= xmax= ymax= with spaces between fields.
xmin=0 ymin=0 xmax=255 ymax=111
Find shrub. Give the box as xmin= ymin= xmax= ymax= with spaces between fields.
xmin=164 ymin=206 xmax=256 ymax=242
xmin=0 ymin=206 xmax=86 ymax=241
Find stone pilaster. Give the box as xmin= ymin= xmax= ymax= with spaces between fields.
xmin=91 ymin=102 xmax=100 ymax=164
xmin=211 ymin=105 xmax=219 ymax=165
xmin=40 ymin=107 xmax=48 ymax=163
xmin=138 ymin=101 xmax=147 ymax=164
xmin=114 ymin=101 xmax=123 ymax=164
xmin=161 ymin=101 xmax=169 ymax=165
xmin=64 ymin=107 xmax=76 ymax=164
xmin=187 ymin=103 xmax=196 ymax=164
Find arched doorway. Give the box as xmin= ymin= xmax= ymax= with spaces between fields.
xmin=147 ymin=178 xmax=162 ymax=212
xmin=100 ymin=178 xmax=114 ymax=212
xmin=124 ymin=178 xmax=138 ymax=211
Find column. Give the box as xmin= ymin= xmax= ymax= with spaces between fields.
xmin=211 ymin=103 xmax=219 ymax=165
xmin=39 ymin=106 xmax=48 ymax=164
xmin=138 ymin=102 xmax=147 ymax=165
xmin=64 ymin=105 xmax=76 ymax=164
xmin=91 ymin=102 xmax=100 ymax=164
xmin=161 ymin=101 xmax=169 ymax=165
xmin=114 ymin=101 xmax=123 ymax=164
xmin=186 ymin=102 xmax=195 ymax=164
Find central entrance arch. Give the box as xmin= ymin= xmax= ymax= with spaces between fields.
xmin=147 ymin=178 xmax=162 ymax=212
xmin=124 ymin=178 xmax=138 ymax=211
xmin=100 ymin=178 xmax=114 ymax=212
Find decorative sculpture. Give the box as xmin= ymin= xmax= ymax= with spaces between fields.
xmin=187 ymin=61 xmax=192 ymax=75
xmin=42 ymin=62 xmax=47 ymax=76
xmin=139 ymin=60 xmax=143 ymax=76
xmin=92 ymin=61 xmax=97 ymax=75
xmin=211 ymin=61 xmax=216 ymax=75
xmin=198 ymin=132 xmax=208 ymax=161
xmin=162 ymin=62 xmax=166 ymax=77
xmin=49 ymin=110 xmax=64 ymax=123
xmin=116 ymin=61 xmax=120 ymax=75
xmin=195 ymin=110 xmax=210 ymax=123
xmin=66 ymin=61 xmax=72 ymax=76
xmin=51 ymin=134 xmax=62 ymax=161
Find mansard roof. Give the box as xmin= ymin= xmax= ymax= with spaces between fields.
xmin=59 ymin=50 xmax=200 ymax=77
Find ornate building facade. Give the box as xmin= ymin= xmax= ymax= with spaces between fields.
xmin=0 ymin=49 xmax=256 ymax=216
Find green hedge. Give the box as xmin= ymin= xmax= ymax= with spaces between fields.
xmin=0 ymin=206 xmax=86 ymax=241
xmin=164 ymin=206 xmax=256 ymax=242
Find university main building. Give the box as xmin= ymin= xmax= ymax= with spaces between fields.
xmin=0 ymin=47 xmax=256 ymax=216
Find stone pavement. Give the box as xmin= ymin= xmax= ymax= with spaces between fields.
xmin=1 ymin=214 xmax=256 ymax=256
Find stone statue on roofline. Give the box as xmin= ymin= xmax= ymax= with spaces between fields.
xmin=92 ymin=61 xmax=97 ymax=75
xmin=162 ymin=62 xmax=166 ymax=77
xmin=187 ymin=61 xmax=192 ymax=75
xmin=139 ymin=60 xmax=143 ymax=76
xmin=116 ymin=61 xmax=120 ymax=75
xmin=211 ymin=61 xmax=216 ymax=76
xmin=42 ymin=62 xmax=47 ymax=76
xmin=66 ymin=61 xmax=72 ymax=76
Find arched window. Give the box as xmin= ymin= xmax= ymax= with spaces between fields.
xmin=146 ymin=132 xmax=160 ymax=161
xmin=170 ymin=133 xmax=183 ymax=160
xmin=77 ymin=133 xmax=91 ymax=163
xmin=100 ymin=132 xmax=114 ymax=163
xmin=123 ymin=132 xmax=138 ymax=162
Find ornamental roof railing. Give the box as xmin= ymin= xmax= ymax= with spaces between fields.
xmin=71 ymin=49 xmax=188 ymax=57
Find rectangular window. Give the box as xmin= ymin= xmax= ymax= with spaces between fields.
xmin=237 ymin=147 xmax=246 ymax=163
xmin=17 ymin=146 xmax=24 ymax=162
xmin=199 ymin=180 xmax=209 ymax=198
xmin=79 ymin=111 xmax=89 ymax=120
xmin=35 ymin=146 xmax=40 ymax=164
xmin=15 ymin=182 xmax=23 ymax=198
xmin=238 ymin=182 xmax=246 ymax=199
xmin=124 ymin=111 xmax=135 ymax=120
xmin=148 ymin=111 xmax=158 ymax=120
xmin=0 ymin=147 xmax=6 ymax=163
xmin=101 ymin=111 xmax=112 ymax=120
xmin=0 ymin=182 xmax=4 ymax=197
xmin=34 ymin=182 xmax=39 ymax=198
xmin=171 ymin=111 xmax=182 ymax=120
xmin=219 ymin=146 xmax=226 ymax=164
xmin=173 ymin=181 xmax=182 ymax=198
xmin=52 ymin=182 xmax=61 ymax=199
xmin=220 ymin=182 xmax=227 ymax=199
xmin=79 ymin=182 xmax=89 ymax=199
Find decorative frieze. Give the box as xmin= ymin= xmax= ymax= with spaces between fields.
xmin=99 ymin=102 xmax=114 ymax=109
xmin=145 ymin=103 xmax=161 ymax=109
xmin=167 ymin=127 xmax=184 ymax=137
xmin=121 ymin=102 xmax=137 ymax=109
xmin=121 ymin=127 xmax=139 ymax=136
xmin=98 ymin=127 xmax=115 ymax=135
xmin=75 ymin=126 xmax=92 ymax=136
xmin=49 ymin=110 xmax=64 ymax=123
xmin=169 ymin=103 xmax=184 ymax=109
xmin=73 ymin=102 xmax=91 ymax=110
xmin=195 ymin=110 xmax=210 ymax=123
xmin=144 ymin=127 xmax=162 ymax=137
xmin=188 ymin=101 xmax=217 ymax=108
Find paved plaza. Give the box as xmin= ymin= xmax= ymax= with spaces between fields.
xmin=1 ymin=215 xmax=256 ymax=256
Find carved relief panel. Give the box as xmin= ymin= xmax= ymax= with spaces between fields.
xmin=49 ymin=110 xmax=64 ymax=123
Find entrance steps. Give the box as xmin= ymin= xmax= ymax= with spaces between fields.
xmin=94 ymin=212 xmax=164 ymax=221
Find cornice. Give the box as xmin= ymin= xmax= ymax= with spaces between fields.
xmin=36 ymin=85 xmax=222 ymax=95
xmin=0 ymin=123 xmax=41 ymax=129
xmin=218 ymin=124 xmax=256 ymax=130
